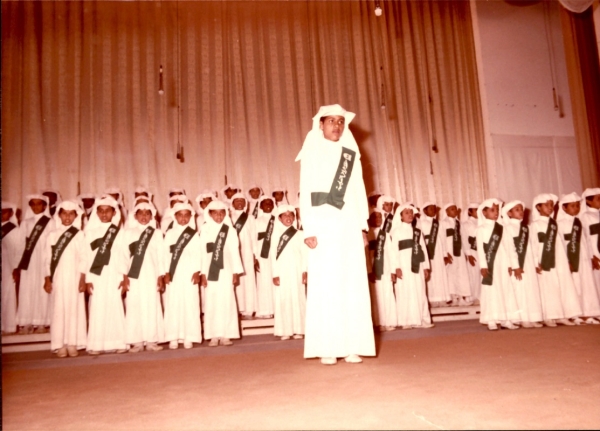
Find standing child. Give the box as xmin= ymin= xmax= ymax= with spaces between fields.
xmin=530 ymin=194 xmax=582 ymax=326
xmin=15 ymin=195 xmax=54 ymax=334
xmin=556 ymin=193 xmax=600 ymax=324
xmin=42 ymin=189 xmax=62 ymax=216
xmin=501 ymin=200 xmax=544 ymax=328
xmin=163 ymin=202 xmax=202 ymax=349
xmin=246 ymin=185 xmax=263 ymax=218
xmin=2 ymin=202 xmax=20 ymax=334
xmin=77 ymin=193 xmax=96 ymax=228
xmin=272 ymin=187 xmax=288 ymax=207
xmin=103 ymin=187 xmax=128 ymax=223
xmin=84 ymin=197 xmax=127 ymax=354
xmin=230 ymin=192 xmax=257 ymax=319
xmin=119 ymin=202 xmax=166 ymax=352
xmin=253 ymin=196 xmax=277 ymax=318
xmin=199 ymin=200 xmax=244 ymax=346
xmin=420 ymin=201 xmax=450 ymax=307
xmin=441 ymin=203 xmax=473 ymax=306
xmin=161 ymin=195 xmax=190 ymax=234
xmin=376 ymin=195 xmax=396 ymax=234
xmin=195 ymin=190 xmax=216 ymax=230
xmin=580 ymin=188 xmax=600 ymax=298
xmin=43 ymin=201 xmax=87 ymax=357
xmin=270 ymin=204 xmax=307 ymax=340
xmin=462 ymin=203 xmax=481 ymax=304
xmin=220 ymin=185 xmax=240 ymax=205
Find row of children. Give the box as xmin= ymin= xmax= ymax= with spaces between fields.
xmin=2 ymin=185 xmax=307 ymax=357
xmin=365 ymin=188 xmax=600 ymax=331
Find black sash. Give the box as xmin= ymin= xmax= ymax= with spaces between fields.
xmin=513 ymin=222 xmax=529 ymax=270
xmin=168 ymin=226 xmax=197 ymax=279
xmin=89 ymin=224 xmax=120 ymax=276
xmin=373 ymin=228 xmax=387 ymax=280
xmin=276 ymin=226 xmax=298 ymax=259
xmin=234 ymin=212 xmax=249 ymax=235
xmin=425 ymin=219 xmax=439 ymax=259
xmin=1 ymin=222 xmax=17 ymax=239
xmin=258 ymin=216 xmax=275 ymax=259
xmin=564 ymin=218 xmax=582 ymax=273
xmin=50 ymin=227 xmax=79 ymax=281
xmin=18 ymin=215 xmax=51 ymax=270
xmin=252 ymin=202 xmax=259 ymax=218
xmin=165 ymin=220 xmax=174 ymax=233
xmin=207 ymin=224 xmax=230 ymax=282
xmin=398 ymin=227 xmax=426 ymax=274
xmin=589 ymin=214 xmax=600 ymax=254
xmin=446 ymin=219 xmax=462 ymax=257
xmin=468 ymin=236 xmax=477 ymax=251
xmin=482 ymin=222 xmax=503 ymax=285
xmin=127 ymin=227 xmax=155 ymax=279
xmin=311 ymin=147 xmax=356 ymax=210
xmin=382 ymin=214 xmax=393 ymax=234
xmin=538 ymin=219 xmax=558 ymax=271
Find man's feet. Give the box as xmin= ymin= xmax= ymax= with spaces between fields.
xmin=56 ymin=346 xmax=68 ymax=358
xmin=67 ymin=345 xmax=79 ymax=357
xmin=344 ymin=354 xmax=362 ymax=363
xmin=129 ymin=343 xmax=144 ymax=353
xmin=544 ymin=319 xmax=557 ymax=327
xmin=572 ymin=317 xmax=585 ymax=325
xmin=501 ymin=322 xmax=519 ymax=330
xmin=402 ymin=325 xmax=412 ymax=330
xmin=220 ymin=338 xmax=233 ymax=346
xmin=292 ymin=334 xmax=304 ymax=339
xmin=585 ymin=317 xmax=600 ymax=325
xmin=556 ymin=318 xmax=575 ymax=326
xmin=488 ymin=322 xmax=499 ymax=331
xmin=208 ymin=338 xmax=219 ymax=347
xmin=532 ymin=322 xmax=543 ymax=328
xmin=146 ymin=343 xmax=163 ymax=352
xmin=87 ymin=350 xmax=101 ymax=355
xmin=169 ymin=341 xmax=179 ymax=350
xmin=419 ymin=322 xmax=435 ymax=329
xmin=116 ymin=349 xmax=128 ymax=354
xmin=320 ymin=357 xmax=337 ymax=365
xmin=385 ymin=326 xmax=397 ymax=331
xmin=281 ymin=336 xmax=291 ymax=341
xmin=183 ymin=341 xmax=193 ymax=349
xmin=521 ymin=322 xmax=534 ymax=328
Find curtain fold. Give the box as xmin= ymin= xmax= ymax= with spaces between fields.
xmin=2 ymin=0 xmax=488 ymax=212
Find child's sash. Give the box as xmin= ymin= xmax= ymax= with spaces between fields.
xmin=258 ymin=216 xmax=275 ymax=259
xmin=512 ymin=222 xmax=529 ymax=270
xmin=207 ymin=224 xmax=230 ymax=281
xmin=382 ymin=214 xmax=393 ymax=234
xmin=564 ymin=218 xmax=582 ymax=273
xmin=445 ymin=219 xmax=462 ymax=257
xmin=234 ymin=212 xmax=249 ymax=235
xmin=89 ymin=224 xmax=120 ymax=276
xmin=398 ymin=227 xmax=426 ymax=274
xmin=168 ymin=226 xmax=197 ymax=279
xmin=373 ymin=228 xmax=387 ymax=280
xmin=252 ymin=202 xmax=259 ymax=218
xmin=538 ymin=219 xmax=558 ymax=271
xmin=276 ymin=226 xmax=298 ymax=259
xmin=2 ymin=222 xmax=17 ymax=239
xmin=127 ymin=227 xmax=155 ymax=279
xmin=482 ymin=222 xmax=503 ymax=285
xmin=18 ymin=215 xmax=51 ymax=270
xmin=50 ymin=227 xmax=79 ymax=281
xmin=425 ymin=219 xmax=439 ymax=259
xmin=468 ymin=236 xmax=477 ymax=251
xmin=311 ymin=147 xmax=356 ymax=210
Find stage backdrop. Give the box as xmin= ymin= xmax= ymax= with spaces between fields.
xmin=2 ymin=0 xmax=488 ymax=213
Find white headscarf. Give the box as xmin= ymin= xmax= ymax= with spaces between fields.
xmin=24 ymin=194 xmax=51 ymax=220
xmin=440 ymin=203 xmax=457 ymax=222
xmin=194 ymin=190 xmax=217 ymax=215
xmin=2 ymin=201 xmax=19 ymax=226
xmin=85 ymin=196 xmax=121 ymax=231
xmin=257 ymin=195 xmax=276 ymax=218
xmin=532 ymin=193 xmax=558 ymax=222
xmin=476 ymin=198 xmax=502 ymax=227
xmin=103 ymin=187 xmax=124 ymax=206
xmin=163 ymin=195 xmax=192 ymax=232
xmin=42 ymin=188 xmax=63 ymax=208
xmin=273 ymin=203 xmax=298 ymax=235
xmin=271 ymin=187 xmax=288 ymax=205
xmin=376 ymin=195 xmax=396 ymax=214
xmin=246 ymin=185 xmax=263 ymax=201
xmin=127 ymin=202 xmax=158 ymax=229
xmin=462 ymin=202 xmax=479 ymax=222
xmin=556 ymin=192 xmax=581 ymax=222
xmin=170 ymin=201 xmax=197 ymax=231
xmin=582 ymin=188 xmax=600 ymax=212
xmin=501 ymin=200 xmax=525 ymax=225
xmin=131 ymin=187 xmax=154 ymax=209
xmin=392 ymin=202 xmax=419 ymax=226
xmin=77 ymin=193 xmax=97 ymax=216
xmin=220 ymin=185 xmax=240 ymax=204
xmin=53 ymin=200 xmax=84 ymax=232
xmin=230 ymin=192 xmax=248 ymax=212
xmin=295 ymin=104 xmax=358 ymax=162
xmin=203 ymin=200 xmax=233 ymax=230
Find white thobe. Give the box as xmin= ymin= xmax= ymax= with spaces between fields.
xmin=367 ymin=226 xmax=397 ymax=327
xmin=2 ymin=222 xmax=21 ymax=333
xmin=462 ymin=217 xmax=481 ymax=300
xmin=253 ymin=214 xmax=276 ymax=316
xmin=420 ymin=215 xmax=451 ymax=303
xmin=441 ymin=217 xmax=471 ymax=297
xmin=580 ymin=208 xmax=600 ymax=297
xmin=232 ymin=210 xmax=257 ymax=316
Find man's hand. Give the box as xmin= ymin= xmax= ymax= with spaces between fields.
xmin=86 ymin=283 xmax=94 ymax=295
xmin=157 ymin=275 xmax=165 ymax=293
xmin=424 ymin=269 xmax=431 ymax=282
xmin=444 ymin=254 xmax=453 ymax=265
xmin=254 ymin=258 xmax=261 ymax=273
xmin=233 ymin=274 xmax=240 ymax=287
xmin=536 ymin=265 xmax=542 ymax=275
xmin=273 ymin=277 xmax=280 ymax=286
xmin=120 ymin=275 xmax=130 ymax=295
xmin=513 ymin=268 xmax=524 ymax=280
xmin=592 ymin=256 xmax=600 ymax=270
xmin=164 ymin=273 xmax=171 ymax=285
xmin=78 ymin=274 xmax=87 ymax=293
xmin=304 ymin=236 xmax=318 ymax=249
xmin=192 ymin=272 xmax=200 ymax=285
xmin=302 ymin=272 xmax=307 ymax=285
xmin=200 ymin=274 xmax=208 ymax=288
xmin=395 ymin=268 xmax=403 ymax=280
xmin=468 ymin=256 xmax=476 ymax=267
xmin=43 ymin=277 xmax=52 ymax=294
xmin=391 ymin=273 xmax=397 ymax=283
xmin=480 ymin=268 xmax=489 ymax=278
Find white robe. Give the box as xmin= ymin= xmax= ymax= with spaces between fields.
xmin=504 ymin=219 xmax=543 ymax=323
xmin=476 ymin=220 xmax=519 ymax=324
xmin=16 ymin=214 xmax=55 ymax=326
xmin=441 ymin=217 xmax=471 ymax=297
xmin=391 ymin=222 xmax=432 ymax=327
xmin=200 ymin=223 xmax=243 ymax=340
xmin=2 ymin=221 xmax=21 ymax=333
xmin=119 ymin=225 xmax=166 ymax=345
xmin=367 ymin=226 xmax=397 ymax=327
xmin=270 ymin=226 xmax=307 ymax=336
xmin=580 ymin=208 xmax=600 ymax=297
xmin=44 ymin=226 xmax=87 ymax=350
xmin=462 ymin=217 xmax=481 ymax=300
xmin=85 ymin=223 xmax=127 ymax=351
xmin=232 ymin=210 xmax=257 ymax=316
xmin=253 ymin=213 xmax=276 ymax=316
xmin=557 ymin=215 xmax=600 ymax=317
xmin=164 ymin=225 xmax=203 ymax=343
xmin=420 ymin=215 xmax=451 ymax=303
xmin=298 ymin=136 xmax=375 ymax=359
xmin=530 ymin=217 xmax=582 ymax=320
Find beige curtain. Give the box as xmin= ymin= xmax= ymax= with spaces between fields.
xmin=1 ymin=0 xmax=488 ymax=212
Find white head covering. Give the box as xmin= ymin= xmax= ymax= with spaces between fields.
xmin=271 ymin=187 xmax=288 ymax=205
xmin=257 ymin=195 xmax=276 ymax=218
xmin=24 ymin=194 xmax=51 ymax=220
xmin=53 ymin=200 xmax=84 ymax=231
xmin=462 ymin=202 xmax=479 ymax=221
xmin=103 ymin=187 xmax=124 ymax=206
xmin=376 ymin=195 xmax=396 ymax=213
xmin=393 ymin=202 xmax=419 ymax=225
xmin=77 ymin=193 xmax=97 ymax=216
xmin=85 ymin=196 xmax=121 ymax=231
xmin=203 ymin=200 xmax=233 ymax=229
xmin=556 ymin=192 xmax=581 ymax=222
xmin=295 ymin=104 xmax=358 ymax=162
xmin=501 ymin=200 xmax=525 ymax=224
xmin=476 ymin=198 xmax=502 ymax=227
xmin=220 ymin=185 xmax=240 ymax=204
xmin=230 ymin=192 xmax=248 ymax=210
xmin=127 ymin=202 xmax=158 ymax=229
xmin=171 ymin=201 xmax=197 ymax=231
xmin=582 ymin=188 xmax=600 ymax=211
xmin=440 ymin=202 xmax=457 ymax=222
xmin=246 ymin=185 xmax=264 ymax=201
xmin=273 ymin=203 xmax=298 ymax=233
xmin=2 ymin=201 xmax=19 ymax=226
xmin=168 ymin=187 xmax=186 ymax=197
xmin=194 ymin=190 xmax=217 ymax=214
xmin=131 ymin=187 xmax=154 ymax=209
xmin=532 ymin=193 xmax=558 ymax=222
xmin=42 ymin=188 xmax=63 ymax=207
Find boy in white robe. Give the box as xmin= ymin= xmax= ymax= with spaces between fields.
xmin=501 ymin=200 xmax=544 ymax=328
xmin=15 ymin=195 xmax=54 ymax=334
xmin=246 ymin=185 xmax=264 ymax=218
xmin=530 ymin=194 xmax=582 ymax=326
xmin=162 ymin=187 xmax=186 ymax=219
xmin=84 ymin=197 xmax=128 ymax=354
xmin=2 ymin=202 xmax=20 ymax=334
xmin=43 ymin=201 xmax=87 ymax=357
xmin=376 ymin=195 xmax=396 ymax=234
xmin=103 ymin=187 xmax=128 ymax=223
xmin=297 ymin=104 xmax=375 ymax=365
xmin=220 ymin=185 xmax=240 ymax=205
xmin=161 ymin=195 xmax=190 ymax=234
xmin=391 ymin=204 xmax=434 ymax=329
xmin=230 ymin=192 xmax=257 ymax=319
xmin=580 ymin=188 xmax=600 ymax=297
xmin=200 ymin=200 xmax=244 ymax=346
xmin=195 ymin=190 xmax=216 ymax=231
xmin=163 ymin=202 xmax=202 ymax=349
xmin=253 ymin=196 xmax=277 ymax=318
xmin=367 ymin=208 xmax=397 ymax=331
xmin=556 ymin=193 xmax=600 ymax=324
xmin=272 ymin=187 xmax=288 ymax=206
xmin=77 ymin=193 xmax=96 ymax=228
xmin=270 ymin=204 xmax=307 ymax=340
xmin=119 ymin=203 xmax=166 ymax=352
xmin=441 ymin=203 xmax=473 ymax=306
xmin=42 ymin=188 xmax=62 ymax=216
xmin=476 ymin=199 xmax=520 ymax=331
xmin=462 ymin=202 xmax=481 ymax=303
xmin=420 ymin=201 xmax=451 ymax=307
